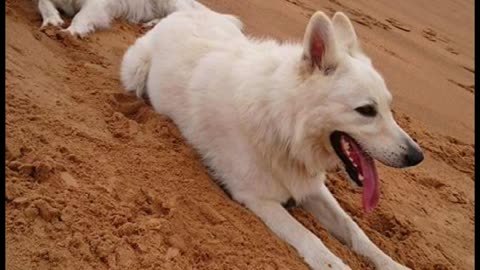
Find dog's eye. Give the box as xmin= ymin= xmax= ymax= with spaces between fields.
xmin=355 ymin=105 xmax=377 ymax=117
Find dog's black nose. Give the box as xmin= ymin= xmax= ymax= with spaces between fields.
xmin=404 ymin=145 xmax=424 ymax=167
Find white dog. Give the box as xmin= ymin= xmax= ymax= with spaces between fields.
xmin=121 ymin=9 xmax=424 ymax=270
xmin=34 ymin=0 xmax=206 ymax=36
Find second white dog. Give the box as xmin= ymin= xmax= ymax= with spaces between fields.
xmin=35 ymin=0 xmax=206 ymax=36
xmin=121 ymin=9 xmax=423 ymax=270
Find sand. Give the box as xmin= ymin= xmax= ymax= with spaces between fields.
xmin=5 ymin=0 xmax=474 ymax=269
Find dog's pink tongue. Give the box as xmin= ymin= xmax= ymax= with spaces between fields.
xmin=360 ymin=157 xmax=379 ymax=213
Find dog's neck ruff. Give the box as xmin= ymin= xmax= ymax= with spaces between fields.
xmin=240 ymin=102 xmax=334 ymax=184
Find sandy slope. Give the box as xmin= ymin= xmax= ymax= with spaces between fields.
xmin=5 ymin=0 xmax=474 ymax=269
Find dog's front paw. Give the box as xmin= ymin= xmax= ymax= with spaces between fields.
xmin=53 ymin=30 xmax=83 ymax=47
xmin=41 ymin=16 xmax=64 ymax=28
xmin=61 ymin=26 xmax=90 ymax=38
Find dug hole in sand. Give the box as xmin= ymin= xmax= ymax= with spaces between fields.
xmin=6 ymin=0 xmax=474 ymax=269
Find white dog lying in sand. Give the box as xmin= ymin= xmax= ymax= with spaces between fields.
xmin=34 ymin=0 xmax=206 ymax=36
xmin=121 ymin=9 xmax=423 ymax=270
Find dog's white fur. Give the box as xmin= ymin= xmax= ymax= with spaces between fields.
xmin=121 ymin=9 xmax=422 ymax=270
xmin=35 ymin=0 xmax=207 ymax=36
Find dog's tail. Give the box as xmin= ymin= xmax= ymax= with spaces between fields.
xmin=120 ymin=34 xmax=153 ymax=99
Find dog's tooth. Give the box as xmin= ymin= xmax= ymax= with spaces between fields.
xmin=358 ymin=174 xmax=364 ymax=181
xmin=353 ymin=162 xmax=358 ymax=168
xmin=341 ymin=140 xmax=347 ymax=150
xmin=341 ymin=138 xmax=351 ymax=151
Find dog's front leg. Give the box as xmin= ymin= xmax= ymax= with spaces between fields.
xmin=63 ymin=1 xmax=112 ymax=37
xmin=302 ymin=184 xmax=410 ymax=270
xmin=38 ymin=0 xmax=64 ymax=28
xmin=243 ymin=199 xmax=352 ymax=270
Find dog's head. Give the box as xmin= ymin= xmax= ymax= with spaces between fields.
xmin=293 ymin=12 xmax=423 ymax=211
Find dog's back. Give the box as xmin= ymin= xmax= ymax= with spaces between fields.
xmin=121 ymin=10 xmax=243 ymax=103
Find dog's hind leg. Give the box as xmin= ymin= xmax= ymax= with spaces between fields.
xmin=121 ymin=33 xmax=154 ymax=99
xmin=38 ymin=0 xmax=64 ymax=28
xmin=62 ymin=0 xmax=112 ymax=37
xmin=243 ymin=199 xmax=351 ymax=270
xmin=302 ymin=184 xmax=411 ymax=270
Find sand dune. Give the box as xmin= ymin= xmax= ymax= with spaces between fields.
xmin=6 ymin=0 xmax=474 ymax=269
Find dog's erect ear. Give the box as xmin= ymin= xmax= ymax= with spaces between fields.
xmin=302 ymin=11 xmax=339 ymax=72
xmin=332 ymin=12 xmax=358 ymax=52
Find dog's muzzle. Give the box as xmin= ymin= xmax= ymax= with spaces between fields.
xmin=402 ymin=142 xmax=424 ymax=167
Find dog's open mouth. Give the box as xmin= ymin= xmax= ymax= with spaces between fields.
xmin=330 ymin=131 xmax=379 ymax=213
